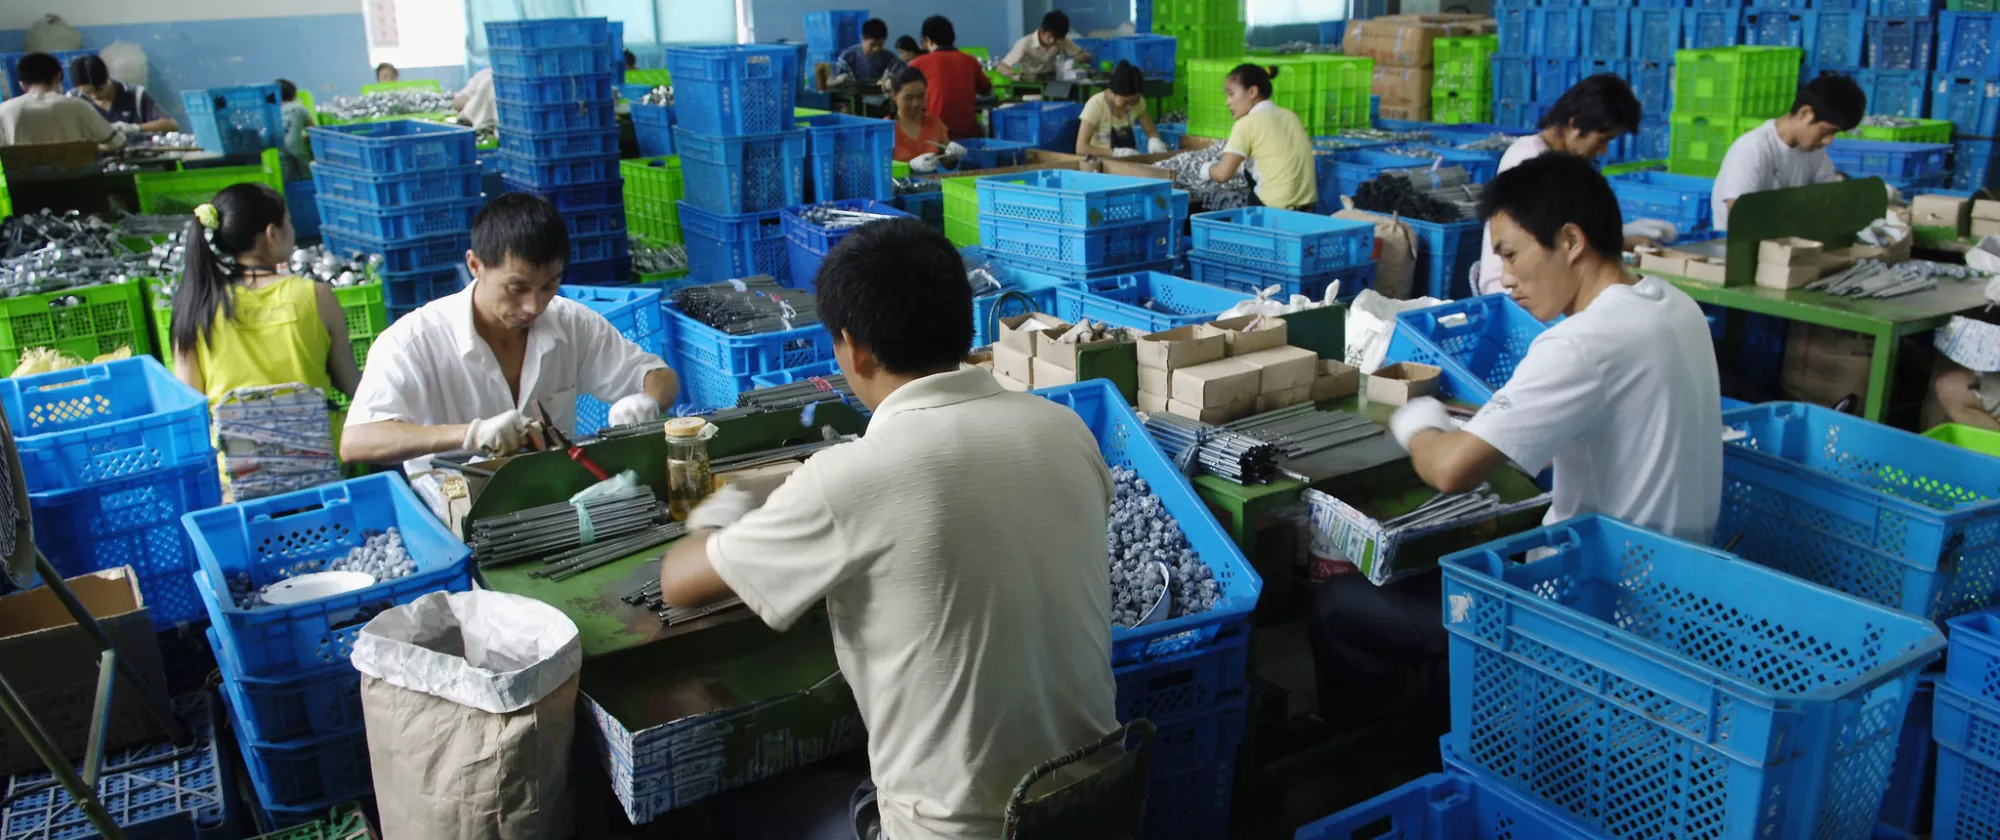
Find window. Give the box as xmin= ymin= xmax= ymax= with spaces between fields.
xmin=366 ymin=0 xmax=469 ymax=69
xmin=461 ymin=0 xmax=740 ymax=68
xmin=1248 ymin=0 xmax=1346 ymax=27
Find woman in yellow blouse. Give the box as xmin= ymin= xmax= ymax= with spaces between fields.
xmin=1206 ymin=63 xmax=1318 ymax=211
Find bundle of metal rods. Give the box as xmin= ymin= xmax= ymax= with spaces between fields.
xmin=710 ymin=436 xmax=851 ymax=472
xmin=469 ymin=486 xmax=666 ymax=569
xmin=622 ymin=580 xmax=746 ymax=625
xmin=736 ymin=374 xmax=858 ymax=412
xmin=1382 ymin=485 xmax=1502 ymax=531
xmin=1223 ymin=405 xmax=1384 ymax=460
xmin=1142 ymin=411 xmax=1279 ymax=484
xmin=672 ymin=277 xmax=821 ymax=335
xmin=532 ymin=521 xmax=688 ymax=581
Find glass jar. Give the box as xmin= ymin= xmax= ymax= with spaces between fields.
xmin=663 ymin=417 xmax=712 ymax=520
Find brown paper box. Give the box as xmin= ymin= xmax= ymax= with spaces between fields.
xmin=1137 ymin=390 xmax=1170 ymax=413
xmin=1034 ymin=329 xmax=1121 ymax=371
xmin=1975 ymin=219 xmax=2000 ymax=239
xmin=1372 ymin=67 xmax=1435 ymax=108
xmin=999 ymin=312 xmax=1067 ymax=356
xmin=1683 ymin=257 xmax=1727 ymax=285
xmin=1974 ymin=199 xmax=2000 ymax=222
xmin=1913 ymin=195 xmax=1970 ymax=230
xmin=1136 ymin=325 xmax=1227 ymax=371
xmin=1171 ymin=358 xmax=1262 ymax=407
xmin=1237 ymin=345 xmax=1319 ymax=394
xmin=992 ymin=345 xmax=1034 ymax=384
xmin=1137 ymin=365 xmax=1174 ymax=399
xmin=1209 ymin=315 xmax=1289 ymax=356
xmin=994 ymin=373 xmax=1032 ymax=393
xmin=1342 ymin=15 xmax=1488 ymax=66
xmin=1256 ymin=385 xmax=1313 ymax=414
xmin=1312 ymin=360 xmax=1361 ymax=402
xmin=0 ymin=567 xmax=167 ymax=775
xmin=1031 ymin=357 xmax=1080 ymax=387
xmin=1755 ymin=261 xmax=1819 ymax=290
xmin=1758 ymin=237 xmax=1823 ymax=266
xmin=1366 ymin=362 xmax=1442 ymax=406
xmin=1636 ymin=248 xmax=1688 ymax=277
xmin=1167 ymin=396 xmax=1256 ymax=424
xmin=1377 ymin=104 xmax=1432 ymax=122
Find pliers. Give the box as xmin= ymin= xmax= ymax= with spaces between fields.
xmin=535 ymin=401 xmax=611 ymax=482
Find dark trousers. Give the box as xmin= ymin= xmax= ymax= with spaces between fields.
xmin=1305 ymin=572 xmax=1451 ymax=732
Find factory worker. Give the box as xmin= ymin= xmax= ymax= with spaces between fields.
xmin=892 ymin=67 xmax=957 ymax=169
xmin=1309 ymin=154 xmax=1722 ymax=732
xmin=1206 ymin=64 xmax=1315 ymax=212
xmin=341 ymin=194 xmax=679 ymax=470
xmin=375 ymin=63 xmax=400 ymax=84
xmin=454 ymin=67 xmax=497 ymax=132
xmin=1711 ymin=73 xmax=1865 ymax=232
xmin=895 ymin=35 xmax=926 ymax=65
xmin=1067 ymin=61 xmax=1168 ymax=159
xmin=66 ymin=55 xmax=177 ymax=134
xmin=277 ymin=79 xmax=315 ymax=182
xmin=833 ymin=18 xmax=905 ymax=88
xmin=998 ymin=11 xmax=1094 ymax=79
xmin=907 ymin=15 xmax=991 ymax=141
xmin=1475 ymin=74 xmax=1646 ymax=296
xmin=0 ymin=53 xmax=125 ymax=150
xmin=658 ymin=218 xmax=1119 ymax=840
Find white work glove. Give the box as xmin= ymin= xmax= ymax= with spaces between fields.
xmin=685 ymin=484 xmax=759 ymax=531
xmin=1147 ymin=136 xmax=1169 ymax=154
xmin=946 ymin=141 xmax=968 ymax=158
xmin=1885 ymin=182 xmax=1904 ymax=204
xmin=830 ymin=73 xmax=855 ymax=88
xmin=1112 ymin=147 xmax=1140 ymax=158
xmin=608 ymin=394 xmax=661 ymax=426
xmin=1622 ymin=219 xmax=1680 ymax=245
xmin=1388 ymin=397 xmax=1455 ymax=451
xmin=909 ymin=153 xmax=941 ymax=173
xmin=110 ymin=121 xmax=139 ymax=134
xmin=462 ymin=409 xmax=532 ymax=456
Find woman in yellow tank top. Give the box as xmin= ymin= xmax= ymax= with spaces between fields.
xmin=169 ymin=182 xmax=361 ymax=408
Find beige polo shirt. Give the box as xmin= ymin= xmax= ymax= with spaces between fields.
xmin=0 ymin=90 xmax=124 ymax=149
xmin=708 ymin=366 xmax=1119 ymax=840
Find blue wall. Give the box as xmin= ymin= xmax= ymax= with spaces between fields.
xmin=749 ymin=0 xmax=1022 ymax=56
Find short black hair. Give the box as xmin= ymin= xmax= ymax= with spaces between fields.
xmin=277 ymin=78 xmax=298 ymax=102
xmin=472 ymin=193 xmax=570 ymax=270
xmin=893 ymin=65 xmax=927 ymax=94
xmin=624 ymin=49 xmax=637 ymax=69
xmin=863 ymin=18 xmax=889 ymax=41
xmin=15 ymin=53 xmax=61 ymax=86
xmin=1109 ymin=61 xmax=1143 ymax=96
xmin=896 ymin=35 xmax=924 ymax=55
xmin=1040 ymin=11 xmax=1072 ymax=38
xmin=1793 ymin=72 xmax=1867 ymax=130
xmin=816 ymin=218 xmax=971 ymax=373
xmin=1227 ymin=63 xmax=1279 ymax=100
xmin=69 ymin=55 xmax=109 ymax=89
xmin=1541 ymin=74 xmax=1643 ymax=136
xmin=1477 ymin=153 xmax=1624 ymax=264
xmin=922 ymin=16 xmax=957 ymax=49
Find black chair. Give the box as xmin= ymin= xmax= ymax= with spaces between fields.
xmin=1001 ymin=718 xmax=1157 ymax=840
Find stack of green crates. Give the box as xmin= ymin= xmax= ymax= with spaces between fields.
xmin=1669 ymin=47 xmax=1801 ymax=177
xmin=1843 ymin=118 xmax=1954 ymax=144
xmin=142 ymin=278 xmax=384 ymax=403
xmin=942 ymin=173 xmax=982 ymax=248
xmin=1432 ymin=36 xmax=1495 ymax=125
xmin=622 ymin=156 xmax=685 ymax=246
xmin=0 ymin=282 xmax=151 ymax=375
xmin=1152 ymin=0 xmax=1246 ymax=122
xmin=1187 ymin=56 xmax=1371 ymax=138
xmin=132 ymin=149 xmax=286 ymax=216
xmin=0 ymin=158 xmax=10 ymax=220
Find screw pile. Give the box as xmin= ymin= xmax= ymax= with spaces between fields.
xmin=795 ymin=204 xmax=905 ymax=230
xmin=317 ymin=90 xmax=458 ymax=121
xmin=1142 ymin=411 xmax=1280 ymax=484
xmin=673 ymin=277 xmax=821 ymax=335
xmin=469 ymin=485 xmax=667 ymax=569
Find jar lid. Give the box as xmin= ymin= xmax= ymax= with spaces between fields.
xmin=663 ymin=417 xmax=708 ymax=439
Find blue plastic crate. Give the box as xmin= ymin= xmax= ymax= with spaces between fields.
xmin=804 ymin=10 xmax=867 ymax=53
xmin=485 ymin=17 xmax=613 ymax=49
xmin=619 ymin=82 xmax=657 ymax=101
xmin=567 ymin=231 xmax=632 ymax=266
xmin=1534 ymin=58 xmax=1580 ymax=104
xmin=796 ymin=113 xmax=894 ymax=202
xmin=554 ymin=205 xmax=629 ymax=240
xmin=991 ymin=101 xmax=1085 ymax=147
xmin=1855 ymin=69 xmax=1931 ymax=118
xmin=1443 ymin=514 xmax=1946 ymax=840
xmin=1050 ymin=271 xmax=1253 ymax=332
xmin=1131 ymin=693 xmax=1249 ymax=840
xmin=780 ymin=199 xmax=914 ymax=292
xmin=1870 ymin=0 xmax=1934 ymax=11
xmin=1188 ymin=207 xmax=1374 ymax=274
xmin=1944 ymin=610 xmax=2000 ymax=707
xmin=1880 ymin=674 xmax=1935 ymax=835
xmin=181 ymin=85 xmax=283 ymax=156
xmin=32 ymin=459 xmax=219 ymax=628
xmin=1632 ymin=117 xmax=1672 ymax=160
xmin=1113 ymin=622 xmax=1248 ymax=722
xmin=1828 ymin=138 xmax=1951 ymax=179
xmin=316 ymin=196 xmax=482 ymax=242
xmin=489 ymin=72 xmax=615 ymax=106
xmin=1719 ymin=402 xmax=2000 ymax=622
xmin=0 ymin=356 xmax=212 ymax=495
xmin=314 ymin=163 xmax=481 ymax=208
xmin=674 ymin=128 xmax=808 ymax=214
xmin=488 ymin=44 xmax=617 ymax=77
xmin=563 ymin=284 xmax=665 ymax=338
xmin=1630 ymin=8 xmax=1683 ymax=62
xmin=946 ymin=138 xmax=1034 ymax=171
xmin=1325 ymin=147 xmax=1503 ymax=199
xmin=1101 ymin=34 xmax=1178 ymax=79
xmin=377 ymin=264 xmax=466 ymax=312
xmin=962 ymin=255 xmax=1074 ymax=349
xmin=1868 ymin=16 xmax=1937 ymax=71
xmin=1956 ymin=138 xmax=2000 ymax=192
xmin=306 ymin=119 xmax=477 ymax=173
xmin=1494 ymin=98 xmax=1547 ymax=131
xmin=897 ymin=189 xmax=943 ymax=229
xmin=1397 ymin=216 xmax=1485 ymax=301
xmin=1 ymin=694 xmax=231 ymax=840
xmin=667 ymin=45 xmax=800 ymax=135
xmin=1493 ymin=56 xmax=1536 ymax=106
xmin=678 ymin=202 xmax=790 ymax=284
xmin=1382 ymin=295 xmax=1545 ymax=405
xmin=1685 ymin=7 xmax=1744 ymax=48
xmin=1935 ymin=77 xmax=2000 ymax=139
xmin=1156 ymin=123 xmax=1188 ymax=150
xmin=1186 ymin=257 xmax=1375 ymax=302
xmin=1294 ymin=771 xmax=1599 ymax=840
xmin=210 ymin=627 xmax=362 ymax=744
xmin=1932 ymin=681 xmax=2000 ymax=840
xmin=629 ymin=103 xmax=674 ymax=158
xmin=498 ymin=152 xmax=619 ymax=190
xmin=187 ymin=474 xmax=474 ymax=678
xmin=1746 ymin=10 xmax=1866 ymax=69
xmin=233 ymin=723 xmax=371 ymax=815
xmin=1610 ymin=170 xmax=1716 ymax=234
xmin=323 ymin=229 xmax=466 ymax=274
xmin=503 ymin=176 xmax=622 ymax=213
xmin=1 ymin=50 xmax=94 ymax=99
xmin=665 ymin=296 xmax=832 ymax=382
xmin=496 ymin=125 xmax=620 ymax=161
xmin=286 ymin=178 xmax=320 ymax=241
xmin=495 ymin=98 xmax=617 ymax=134
xmin=1531 ymin=7 xmax=1584 ymax=56
xmin=1582 ymin=7 xmax=1630 ymax=57
xmin=1939 ymin=11 xmax=2000 ymax=77
xmin=1497 ymin=8 xmax=1533 ymax=54
xmin=562 ymin=258 xmax=634 ymax=288
xmin=1630 ymin=59 xmax=1674 ymax=114
xmin=978 ymin=217 xmax=1174 ymax=275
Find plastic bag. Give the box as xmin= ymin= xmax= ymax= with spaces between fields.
xmin=1344 ymin=289 xmax=1445 ymax=373
xmin=98 ymin=42 xmax=151 ymax=89
xmin=1965 ymin=237 xmax=2000 ymax=278
xmin=24 ymin=15 xmax=81 ymax=53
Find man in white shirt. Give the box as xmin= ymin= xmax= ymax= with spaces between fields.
xmin=453 ymin=67 xmax=497 ymax=132
xmin=0 ymin=53 xmax=125 ymax=150
xmin=999 ymin=11 xmax=1095 ymax=79
xmin=1710 ymin=73 xmax=1864 ymax=232
xmin=341 ymin=193 xmax=677 ymax=470
xmin=658 ymin=218 xmax=1120 ymax=840
xmin=1310 ymin=153 xmax=1722 ymax=732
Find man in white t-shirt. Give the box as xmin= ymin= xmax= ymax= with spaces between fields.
xmin=657 ymin=218 xmax=1119 ymax=840
xmin=1710 ymin=73 xmax=1865 ymax=232
xmin=999 ymin=10 xmax=1095 ymax=78
xmin=453 ymin=67 xmax=496 ymax=132
xmin=1309 ymin=153 xmax=1722 ymax=732
xmin=0 ymin=52 xmax=124 ymax=150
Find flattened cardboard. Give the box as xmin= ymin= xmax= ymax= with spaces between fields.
xmin=1170 ymin=358 xmax=1262 ymax=407
xmin=1031 ymin=357 xmax=1080 ymax=387
xmin=999 ymin=313 xmax=1067 ymax=356
xmin=1137 ymin=365 xmax=1174 ymax=400
xmin=992 ymin=345 xmax=1035 ymax=384
xmin=1136 ymin=325 xmax=1227 ymax=371
xmin=1758 ymin=237 xmax=1823 ymax=266
xmin=1209 ymin=315 xmax=1289 ymax=356
xmin=1237 ymin=345 xmax=1319 ymax=394
xmin=1366 ymin=362 xmax=1441 ymax=406
xmin=0 ymin=567 xmax=167 ymax=775
xmin=1311 ymin=360 xmax=1362 ymax=402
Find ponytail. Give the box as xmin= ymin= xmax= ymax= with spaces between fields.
xmin=170 ymin=182 xmax=288 ymax=354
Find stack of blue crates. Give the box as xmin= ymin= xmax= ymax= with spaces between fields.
xmin=804 ymin=9 xmax=867 ymax=82
xmin=180 ymin=84 xmax=285 ymax=157
xmin=1934 ymin=11 xmax=2000 ymax=190
xmin=310 ymin=119 xmax=481 ymax=320
xmin=561 ymin=284 xmax=666 ymax=436
xmin=1185 ymin=207 xmax=1377 ymax=301
xmin=670 ymin=44 xmax=806 ymax=286
xmin=186 ymin=473 xmax=474 ymax=827
xmin=488 ymin=18 xmax=631 ymax=287
xmin=1935 ymin=609 xmax=2000 ymax=839
xmin=974 ymin=170 xmax=1177 ymax=287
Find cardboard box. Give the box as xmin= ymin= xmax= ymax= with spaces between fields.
xmin=1755 ymin=260 xmax=1819 ymax=290
xmin=994 ymin=373 xmax=1032 ymax=393
xmin=1137 ymin=389 xmax=1170 ymax=413
xmin=1209 ymin=315 xmax=1289 ymax=356
xmin=992 ymin=345 xmax=1035 ymax=384
xmin=1975 ymin=199 xmax=2000 ymax=222
xmin=1342 ymin=14 xmax=1492 ymax=66
xmin=1167 ymin=396 xmax=1257 ymax=424
xmin=1758 ymin=237 xmax=1823 ymax=266
xmin=1312 ymin=360 xmax=1361 ymax=402
xmin=1636 ymin=248 xmax=1687 ymax=277
xmin=1366 ymin=362 xmax=1441 ymax=405
xmin=0 ymin=567 xmax=168 ymax=775
xmin=1171 ymin=358 xmax=1262 ymax=407
xmin=1137 ymin=365 xmax=1174 ymax=400
xmin=1256 ymin=385 xmax=1313 ymax=414
xmin=1237 ymin=345 xmax=1319 ymax=394
xmin=1372 ymin=66 xmax=1434 ymax=108
xmin=1913 ymin=195 xmax=1971 ymax=231
xmin=1377 ymin=104 xmax=1432 ymax=122
xmin=1834 ymin=236 xmax=1913 ymax=265
xmin=1976 ymin=219 xmax=2000 ymax=239
xmin=1034 ymin=328 xmax=1122 ymax=371
xmin=1031 ymin=357 xmax=1079 ymax=387
xmin=1136 ymin=325 xmax=1227 ymax=371
xmin=1683 ymin=257 xmax=1727 ymax=285
xmin=998 ymin=313 xmax=1068 ymax=356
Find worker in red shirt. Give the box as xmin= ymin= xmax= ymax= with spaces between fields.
xmin=906 ymin=15 xmax=991 ymax=140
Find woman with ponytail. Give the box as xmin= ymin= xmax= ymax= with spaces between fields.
xmin=170 ymin=183 xmax=361 ymax=409
xmin=1206 ymin=63 xmax=1319 ymax=212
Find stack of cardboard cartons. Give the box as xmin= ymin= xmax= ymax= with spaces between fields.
xmin=1035 ymin=324 xmax=1124 ymax=390
xmin=1136 ymin=325 xmax=1229 ymax=415
xmin=1754 ymin=237 xmax=1823 ymax=291
xmin=1155 ymin=315 xmax=1306 ymax=423
xmin=991 ymin=313 xmax=1066 ymax=392
xmin=1975 ymin=200 xmax=2000 ymax=239
xmin=1344 ymin=14 xmax=1496 ymax=122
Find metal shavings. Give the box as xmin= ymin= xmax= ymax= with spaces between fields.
xmin=1156 ymin=145 xmax=1252 ymax=210
xmin=631 ymin=238 xmax=687 ymax=274
xmin=318 ymin=90 xmax=458 ymax=121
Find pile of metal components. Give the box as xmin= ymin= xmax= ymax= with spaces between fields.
xmin=1156 ymin=145 xmax=1252 ymax=211
xmin=1352 ymin=167 xmax=1483 ymax=223
xmin=624 ymin=579 xmax=744 ymax=625
xmin=630 ymin=237 xmax=687 ymax=275
xmin=470 ymin=485 xmax=681 ymax=581
xmin=227 ymin=528 xmax=416 ymax=609
xmin=1107 ymin=466 xmax=1219 ymax=626
xmin=638 ymin=86 xmax=674 ymax=107
xmin=1450 ymin=133 xmax=1517 ymax=153
xmin=1809 ymin=258 xmax=1984 ymax=299
xmin=317 ymin=89 xmax=459 ymax=122
xmin=134 ymin=131 xmax=201 ymax=149
xmin=0 ymin=211 xmax=157 ymax=294
xmin=1223 ymin=404 xmax=1385 ymax=479
xmin=1321 ymin=128 xmax=1431 ymax=146
xmin=892 ymin=176 xmax=940 ymax=197
xmin=673 ymin=276 xmax=820 ymax=335
xmin=146 ymin=243 xmax=380 ymax=299
xmin=1256 ymin=40 xmax=1345 ymax=55
xmin=1382 ymin=485 xmax=1504 ymax=531
xmin=735 ymin=374 xmax=860 ymax=413
xmin=1143 ymin=411 xmax=1280 ymax=483
xmin=1857 ymin=115 xmax=1925 ymax=130
xmin=793 ymin=203 xmax=906 ymax=231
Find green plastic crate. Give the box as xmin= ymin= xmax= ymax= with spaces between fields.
xmin=0 ymin=281 xmax=151 ymax=376
xmin=942 ymin=174 xmax=982 ymax=248
xmin=622 ymin=156 xmax=684 ymax=246
xmin=1925 ymin=423 xmax=2000 ymax=456
xmin=1603 ymin=159 xmax=1666 ymax=175
xmin=1844 ymin=118 xmax=1954 ymax=144
xmin=360 ymin=79 xmax=442 ymax=94
xmin=1187 ymin=55 xmax=1365 ymax=135
xmin=1669 ymin=113 xmax=1763 ymax=177
xmin=1434 ymin=35 xmax=1496 ymax=90
xmin=1913 ymin=223 xmax=1962 ymax=250
xmin=1948 ymin=0 xmax=1998 ymax=9
xmin=626 ymin=68 xmax=671 ymax=90
xmin=1673 ymin=46 xmax=1802 ymax=118
xmin=893 ymin=161 xmax=911 ymax=180
xmin=1156 ymin=22 xmax=1246 ymax=60
xmin=1432 ymin=88 xmax=1491 ymax=124
xmin=133 ymin=149 xmax=285 ymax=216
xmin=1152 ymin=0 xmax=1243 ymax=27
xmin=143 ymin=278 xmax=381 ymax=372
xmin=248 ymin=801 xmax=374 ymax=839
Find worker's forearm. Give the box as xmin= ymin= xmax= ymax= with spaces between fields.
xmin=339 ymin=420 xmax=471 ymax=465
xmin=643 ymin=367 xmax=680 ymax=408
xmin=140 ymin=118 xmax=178 ymax=133
xmin=1408 ymin=429 xmax=1492 ymax=494
xmin=660 ymin=531 xmax=735 ymax=607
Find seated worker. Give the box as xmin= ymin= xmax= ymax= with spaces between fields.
xmin=341 ymin=194 xmax=679 ymax=470
xmin=169 ymin=183 xmax=360 ymax=409
xmin=890 ymin=67 xmax=957 ymax=168
xmin=907 ymin=16 xmax=991 ymax=141
xmin=895 ymin=35 xmax=926 ymax=65
xmin=658 ymin=218 xmax=1120 ymax=840
xmin=1309 ymin=154 xmax=1721 ymax=733
xmin=1476 ymin=74 xmax=1645 ymax=296
xmin=277 ymin=79 xmax=315 ymax=182
xmin=375 ymin=63 xmax=399 ymax=84
xmin=1711 ymin=72 xmax=1865 ymax=232
xmin=1207 ymin=64 xmax=1315 ymax=211
xmin=66 ymin=54 xmax=176 ymax=134
xmin=0 ymin=53 xmax=124 ymax=150
xmin=1066 ymin=61 xmax=1168 ymax=159
xmin=999 ymin=11 xmax=1095 ymax=79
xmin=834 ymin=18 xmax=905 ymax=89
xmin=624 ymin=49 xmax=638 ymax=71
xmin=454 ymin=67 xmax=497 ymax=132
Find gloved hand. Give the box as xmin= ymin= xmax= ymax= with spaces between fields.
xmin=685 ymin=483 xmax=762 ymax=531
xmin=608 ymin=394 xmax=661 ymax=426
xmin=1147 ymin=136 xmax=1169 ymax=154
xmin=110 ymin=121 xmax=139 ymax=134
xmin=946 ymin=141 xmax=968 ymax=158
xmin=462 ymin=410 xmax=532 ymax=456
xmin=1388 ymin=397 xmax=1455 ymax=451
xmin=1885 ymin=182 xmax=1904 ymax=204
xmin=1112 ymin=147 xmax=1140 ymax=158
xmin=910 ymin=153 xmax=941 ymax=173
xmin=1622 ymin=219 xmax=1680 ymax=245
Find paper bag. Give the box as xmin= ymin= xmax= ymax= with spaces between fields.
xmin=1336 ymin=206 xmax=1415 ymax=300
xmin=352 ymin=590 xmax=583 ymax=840
xmin=1344 ymin=289 xmax=1446 ymax=374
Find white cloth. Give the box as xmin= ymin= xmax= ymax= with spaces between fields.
xmin=706 ymin=367 xmax=1119 ymax=840
xmin=0 ymin=90 xmax=124 ymax=148
xmin=345 ymin=283 xmax=668 ymax=473
xmin=458 ymin=68 xmax=497 ymax=132
xmin=1710 ymin=120 xmax=1840 ymax=232
xmin=1476 ymin=133 xmax=1550 ymax=296
xmin=1001 ymin=33 xmax=1086 ymax=77
xmin=1461 ymin=276 xmax=1723 ymax=543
